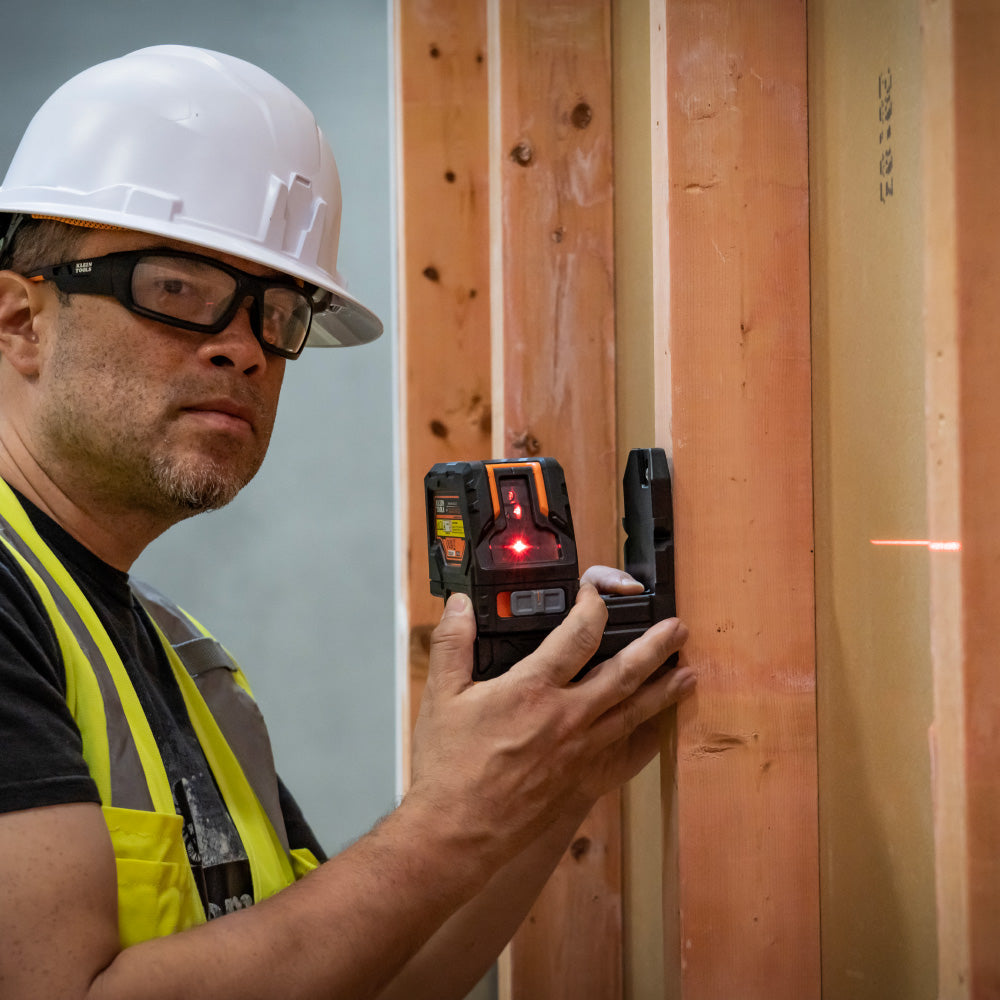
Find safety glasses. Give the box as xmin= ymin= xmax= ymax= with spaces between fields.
xmin=27 ymin=248 xmax=332 ymax=359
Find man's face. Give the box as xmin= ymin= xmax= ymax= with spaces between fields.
xmin=31 ymin=229 xmax=288 ymax=521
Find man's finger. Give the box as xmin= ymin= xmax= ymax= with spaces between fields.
xmin=573 ymin=617 xmax=690 ymax=721
xmin=580 ymin=565 xmax=645 ymax=595
xmin=510 ymin=584 xmax=608 ymax=686
xmin=426 ymin=593 xmax=478 ymax=694
xmin=589 ymin=659 xmax=697 ymax=750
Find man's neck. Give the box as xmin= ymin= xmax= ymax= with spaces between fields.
xmin=0 ymin=438 xmax=173 ymax=572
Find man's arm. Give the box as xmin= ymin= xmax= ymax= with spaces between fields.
xmin=0 ymin=793 xmax=484 ymax=1000
xmin=376 ymin=806 xmax=588 ymax=1000
xmin=0 ymin=585 xmax=693 ymax=1000
xmin=376 ymin=568 xmax=691 ymax=1000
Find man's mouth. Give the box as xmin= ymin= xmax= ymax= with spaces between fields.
xmin=181 ymin=399 xmax=257 ymax=434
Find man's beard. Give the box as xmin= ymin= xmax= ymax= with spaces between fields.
xmin=38 ymin=402 xmax=265 ymax=522
xmin=148 ymin=451 xmax=258 ymax=516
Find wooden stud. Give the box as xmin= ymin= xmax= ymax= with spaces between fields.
xmin=656 ymin=2 xmax=820 ymax=997
xmin=611 ymin=3 xmax=667 ymax=995
xmin=395 ymin=0 xmax=493 ymax=754
xmin=488 ymin=1 xmax=622 ymax=997
xmin=923 ymin=1 xmax=1000 ymax=994
xmin=809 ymin=1 xmax=938 ymax=994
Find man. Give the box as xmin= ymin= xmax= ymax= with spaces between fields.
xmin=0 ymin=45 xmax=695 ymax=999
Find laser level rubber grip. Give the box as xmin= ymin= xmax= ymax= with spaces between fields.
xmin=425 ymin=448 xmax=676 ymax=681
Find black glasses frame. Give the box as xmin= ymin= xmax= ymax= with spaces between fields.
xmin=27 ymin=248 xmax=331 ymax=359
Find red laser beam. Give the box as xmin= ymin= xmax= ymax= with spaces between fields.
xmin=870 ymin=539 xmax=961 ymax=552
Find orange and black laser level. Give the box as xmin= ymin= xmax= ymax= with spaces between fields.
xmin=425 ymin=447 xmax=675 ymax=681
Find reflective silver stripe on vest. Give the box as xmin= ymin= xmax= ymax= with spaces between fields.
xmin=130 ymin=580 xmax=291 ymax=853
xmin=0 ymin=516 xmax=153 ymax=811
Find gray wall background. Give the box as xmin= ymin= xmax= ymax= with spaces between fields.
xmin=0 ymin=0 xmax=397 ymax=855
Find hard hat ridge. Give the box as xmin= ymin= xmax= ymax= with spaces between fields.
xmin=0 ymin=45 xmax=382 ymax=348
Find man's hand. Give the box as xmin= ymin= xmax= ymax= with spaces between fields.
xmin=408 ymin=575 xmax=694 ymax=869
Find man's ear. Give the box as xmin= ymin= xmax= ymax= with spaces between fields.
xmin=0 ymin=272 xmax=48 ymax=376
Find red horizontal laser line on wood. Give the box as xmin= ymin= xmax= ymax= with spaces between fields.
xmin=870 ymin=539 xmax=962 ymax=552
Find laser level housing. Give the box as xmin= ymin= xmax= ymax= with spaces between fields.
xmin=425 ymin=447 xmax=675 ymax=680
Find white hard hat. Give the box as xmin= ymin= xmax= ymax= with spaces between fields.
xmin=0 ymin=45 xmax=381 ymax=348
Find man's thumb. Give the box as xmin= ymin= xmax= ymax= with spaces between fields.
xmin=427 ymin=593 xmax=477 ymax=692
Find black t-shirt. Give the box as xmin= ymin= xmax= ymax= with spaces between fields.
xmin=0 ymin=491 xmax=325 ymax=918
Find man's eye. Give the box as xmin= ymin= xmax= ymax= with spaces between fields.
xmin=158 ymin=278 xmax=191 ymax=296
xmin=264 ymin=303 xmax=290 ymax=323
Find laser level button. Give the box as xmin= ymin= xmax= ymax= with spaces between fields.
xmin=510 ymin=588 xmax=566 ymax=616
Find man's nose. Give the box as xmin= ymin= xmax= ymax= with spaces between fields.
xmin=202 ymin=295 xmax=267 ymax=372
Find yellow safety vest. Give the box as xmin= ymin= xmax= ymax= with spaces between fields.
xmin=0 ymin=481 xmax=319 ymax=946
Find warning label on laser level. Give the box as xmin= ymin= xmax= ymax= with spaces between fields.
xmin=434 ymin=495 xmax=466 ymax=563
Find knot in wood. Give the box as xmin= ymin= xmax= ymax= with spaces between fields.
xmin=571 ymin=102 xmax=593 ymax=129
xmin=510 ymin=431 xmax=541 ymax=456
xmin=570 ymin=836 xmax=591 ymax=861
xmin=510 ymin=141 xmax=533 ymax=166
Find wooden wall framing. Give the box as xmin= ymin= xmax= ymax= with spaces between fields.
xmin=396 ymin=0 xmax=817 ymax=996
xmin=396 ymin=1 xmax=1000 ymax=997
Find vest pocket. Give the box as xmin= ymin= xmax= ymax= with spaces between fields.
xmin=102 ymin=805 xmax=204 ymax=947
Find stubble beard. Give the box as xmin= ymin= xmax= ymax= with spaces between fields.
xmin=40 ymin=404 xmax=266 ymax=521
xmin=147 ymin=449 xmax=260 ymax=516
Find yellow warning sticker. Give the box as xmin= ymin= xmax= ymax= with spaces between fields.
xmin=436 ymin=516 xmax=466 ymax=539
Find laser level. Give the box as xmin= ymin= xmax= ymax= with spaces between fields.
xmin=425 ymin=447 xmax=675 ymax=680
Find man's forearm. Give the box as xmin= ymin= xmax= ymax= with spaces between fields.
xmin=376 ymin=804 xmax=591 ymax=1000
